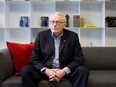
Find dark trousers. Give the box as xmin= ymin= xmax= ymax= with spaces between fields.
xmin=21 ymin=65 xmax=89 ymax=87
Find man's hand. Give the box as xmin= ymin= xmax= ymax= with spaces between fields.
xmin=49 ymin=74 xmax=60 ymax=82
xmin=44 ymin=68 xmax=60 ymax=82
xmin=55 ymin=69 xmax=66 ymax=79
xmin=44 ymin=68 xmax=66 ymax=82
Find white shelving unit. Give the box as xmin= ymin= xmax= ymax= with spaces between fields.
xmin=0 ymin=0 xmax=116 ymax=49
xmin=105 ymin=1 xmax=116 ymax=46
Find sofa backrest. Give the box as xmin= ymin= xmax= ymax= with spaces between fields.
xmin=0 ymin=47 xmax=116 ymax=80
xmin=0 ymin=48 xmax=14 ymax=83
xmin=82 ymin=47 xmax=116 ymax=70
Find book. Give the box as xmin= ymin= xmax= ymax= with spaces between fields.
xmin=73 ymin=15 xmax=80 ymax=27
xmin=85 ymin=24 xmax=96 ymax=28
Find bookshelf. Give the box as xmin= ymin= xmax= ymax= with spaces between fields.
xmin=0 ymin=0 xmax=116 ymax=49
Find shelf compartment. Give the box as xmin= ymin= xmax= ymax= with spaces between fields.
xmin=80 ymin=28 xmax=105 ymax=47
xmin=31 ymin=1 xmax=55 ymax=28
xmin=30 ymin=28 xmax=49 ymax=42
xmin=5 ymin=28 xmax=31 ymax=43
xmin=56 ymin=1 xmax=80 ymax=27
xmin=66 ymin=27 xmax=80 ymax=38
xmin=105 ymin=28 xmax=116 ymax=47
xmin=5 ymin=1 xmax=30 ymax=28
xmin=80 ymin=1 xmax=105 ymax=28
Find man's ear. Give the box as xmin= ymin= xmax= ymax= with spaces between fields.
xmin=63 ymin=22 xmax=66 ymax=27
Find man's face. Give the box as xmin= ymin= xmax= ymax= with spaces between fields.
xmin=50 ymin=14 xmax=66 ymax=36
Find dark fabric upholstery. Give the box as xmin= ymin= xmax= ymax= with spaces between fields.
xmin=38 ymin=79 xmax=72 ymax=87
xmin=2 ymin=76 xmax=71 ymax=87
xmin=0 ymin=48 xmax=13 ymax=87
xmin=83 ymin=47 xmax=116 ymax=70
xmin=2 ymin=70 xmax=116 ymax=87
xmin=1 ymin=47 xmax=116 ymax=87
xmin=88 ymin=70 xmax=116 ymax=87
xmin=2 ymin=76 xmax=22 ymax=87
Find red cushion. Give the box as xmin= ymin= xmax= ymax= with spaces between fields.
xmin=6 ymin=42 xmax=34 ymax=76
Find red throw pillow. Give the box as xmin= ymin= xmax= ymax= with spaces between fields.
xmin=6 ymin=42 xmax=34 ymax=76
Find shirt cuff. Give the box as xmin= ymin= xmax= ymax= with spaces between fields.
xmin=40 ymin=67 xmax=46 ymax=73
xmin=63 ymin=67 xmax=71 ymax=75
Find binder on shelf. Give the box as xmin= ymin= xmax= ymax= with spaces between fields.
xmin=85 ymin=24 xmax=96 ymax=28
xmin=73 ymin=15 xmax=80 ymax=27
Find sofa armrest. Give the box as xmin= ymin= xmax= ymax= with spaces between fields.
xmin=0 ymin=48 xmax=14 ymax=85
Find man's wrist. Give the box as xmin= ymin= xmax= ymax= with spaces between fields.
xmin=63 ymin=67 xmax=71 ymax=75
xmin=40 ymin=67 xmax=47 ymax=73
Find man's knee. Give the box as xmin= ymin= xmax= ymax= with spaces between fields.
xmin=21 ymin=65 xmax=32 ymax=76
xmin=76 ymin=66 xmax=89 ymax=75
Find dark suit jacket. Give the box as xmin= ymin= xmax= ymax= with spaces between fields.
xmin=30 ymin=29 xmax=85 ymax=72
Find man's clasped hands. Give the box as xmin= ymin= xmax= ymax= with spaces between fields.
xmin=44 ymin=68 xmax=66 ymax=82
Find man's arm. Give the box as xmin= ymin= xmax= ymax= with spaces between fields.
xmin=30 ymin=33 xmax=45 ymax=70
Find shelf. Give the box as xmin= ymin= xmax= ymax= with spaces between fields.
xmin=80 ymin=27 xmax=104 ymax=29
xmin=0 ymin=0 xmax=116 ymax=49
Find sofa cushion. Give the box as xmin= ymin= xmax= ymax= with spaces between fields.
xmin=38 ymin=79 xmax=72 ymax=87
xmin=0 ymin=48 xmax=14 ymax=84
xmin=2 ymin=76 xmax=72 ymax=87
xmin=6 ymin=42 xmax=34 ymax=76
xmin=88 ymin=70 xmax=116 ymax=87
xmin=82 ymin=47 xmax=116 ymax=70
xmin=2 ymin=76 xmax=22 ymax=87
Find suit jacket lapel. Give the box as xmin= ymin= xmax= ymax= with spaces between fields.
xmin=59 ymin=31 xmax=67 ymax=54
xmin=47 ymin=32 xmax=55 ymax=52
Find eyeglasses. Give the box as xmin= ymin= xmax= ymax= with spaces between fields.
xmin=50 ymin=21 xmax=65 ymax=25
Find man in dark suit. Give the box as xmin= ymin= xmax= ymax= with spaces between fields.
xmin=21 ymin=12 xmax=89 ymax=87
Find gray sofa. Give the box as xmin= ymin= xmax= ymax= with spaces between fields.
xmin=0 ymin=47 xmax=116 ymax=87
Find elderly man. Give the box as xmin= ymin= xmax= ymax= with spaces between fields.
xmin=21 ymin=12 xmax=89 ymax=87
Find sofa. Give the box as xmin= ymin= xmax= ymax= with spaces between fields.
xmin=0 ymin=47 xmax=116 ymax=87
